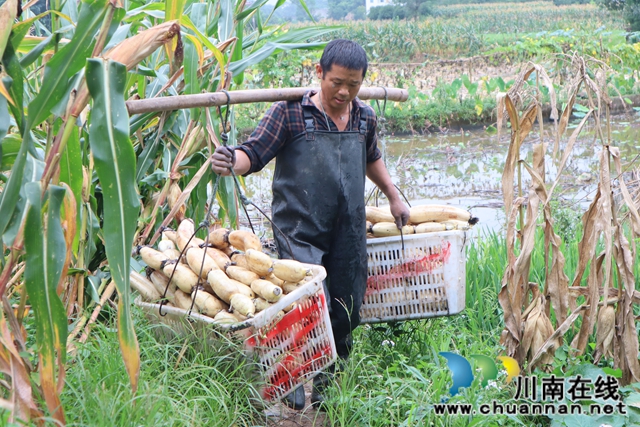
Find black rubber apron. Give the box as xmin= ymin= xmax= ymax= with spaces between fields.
xmin=272 ymin=107 xmax=368 ymax=358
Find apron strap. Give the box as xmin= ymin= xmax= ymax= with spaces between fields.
xmin=359 ymin=119 xmax=367 ymax=142
xmin=303 ymin=108 xmax=316 ymax=141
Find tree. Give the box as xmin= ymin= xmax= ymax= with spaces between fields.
xmin=329 ymin=0 xmax=365 ymax=20
xmin=394 ymin=0 xmax=432 ymax=19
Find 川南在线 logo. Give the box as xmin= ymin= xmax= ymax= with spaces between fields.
xmin=439 ymin=352 xmax=521 ymax=396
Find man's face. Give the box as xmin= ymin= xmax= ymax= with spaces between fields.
xmin=316 ymin=63 xmax=363 ymax=112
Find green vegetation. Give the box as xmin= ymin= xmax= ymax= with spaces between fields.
xmin=45 ymin=229 xmax=640 ymax=426
xmin=234 ymin=1 xmax=640 ymax=133
xmin=336 ymin=2 xmax=624 ymax=61
xmin=60 ymin=320 xmax=262 ymax=427
xmin=368 ymin=0 xmax=433 ymax=20
xmin=0 ymin=0 xmax=331 ymax=422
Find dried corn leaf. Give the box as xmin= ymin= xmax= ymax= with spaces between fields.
xmin=570 ymin=188 xmax=602 ymax=288
xmin=522 ymin=156 xmax=569 ymax=327
xmin=499 ymin=197 xmax=526 ymax=360
xmin=70 ymin=21 xmax=182 ymax=118
xmin=0 ymin=314 xmax=42 ymax=423
xmin=518 ymin=103 xmax=538 ymax=147
xmin=573 ymin=252 xmax=604 ymax=354
xmin=501 ymin=94 xmax=522 ymax=217
xmin=599 ymin=149 xmax=614 ymax=305
xmin=496 ymin=92 xmax=505 ymax=140
xmin=506 ymin=64 xmax=536 ymax=109
xmin=557 ymin=81 xmax=582 ymax=141
xmin=595 ymin=304 xmax=615 ymax=362
xmin=533 ymin=63 xmax=558 ymax=122
xmin=530 ymin=303 xmax=586 ymax=368
xmin=57 ymin=184 xmax=77 ymax=297
xmin=611 ymin=148 xmax=640 ymax=237
xmin=612 ymin=225 xmax=640 ymax=384
xmin=548 ymin=110 xmax=592 ymax=201
xmin=106 ymin=20 xmax=181 ymax=70
xmin=546 ymin=235 xmax=569 ymax=324
xmin=521 ymin=296 xmax=541 ymax=361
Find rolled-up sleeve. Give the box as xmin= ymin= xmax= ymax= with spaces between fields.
xmin=235 ymin=101 xmax=291 ymax=174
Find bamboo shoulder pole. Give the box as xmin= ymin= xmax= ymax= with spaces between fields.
xmin=125 ymin=87 xmax=408 ymax=115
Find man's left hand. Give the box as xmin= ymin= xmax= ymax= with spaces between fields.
xmin=390 ymin=200 xmax=410 ymax=229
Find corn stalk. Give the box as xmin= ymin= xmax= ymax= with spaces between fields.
xmin=499 ymin=55 xmax=640 ymax=383
xmin=0 ymin=0 xmax=326 ymax=421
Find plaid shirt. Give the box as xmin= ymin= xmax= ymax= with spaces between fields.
xmin=236 ymin=90 xmax=381 ymax=174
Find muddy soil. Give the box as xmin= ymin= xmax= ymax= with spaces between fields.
xmin=262 ymin=383 xmax=328 ymax=427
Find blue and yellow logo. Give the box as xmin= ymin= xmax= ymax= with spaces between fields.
xmin=439 ymin=352 xmax=520 ymax=396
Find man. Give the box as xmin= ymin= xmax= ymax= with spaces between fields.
xmin=212 ymin=39 xmax=409 ymax=409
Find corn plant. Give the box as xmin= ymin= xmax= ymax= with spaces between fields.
xmin=498 ymin=55 xmax=640 ymax=385
xmin=0 ymin=0 xmax=330 ymax=423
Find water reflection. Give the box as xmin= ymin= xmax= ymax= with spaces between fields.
xmin=240 ymin=113 xmax=640 ymax=236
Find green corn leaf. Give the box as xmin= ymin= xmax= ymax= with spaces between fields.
xmin=181 ymin=15 xmax=226 ymax=78
xmin=3 ymin=40 xmax=23 ymax=133
xmin=189 ymin=2 xmax=207 ymax=33
xmin=23 ymin=182 xmax=68 ymax=423
xmin=255 ymin=7 xmax=262 ymax=35
xmin=219 ymin=0 xmax=234 ymax=42
xmin=59 ymin=124 xmax=82 ymax=254
xmin=28 ymin=0 xmax=108 ymax=128
xmin=183 ymin=36 xmax=202 ymax=119
xmin=265 ymin=0 xmax=287 ymax=25
xmin=229 ymin=41 xmax=325 ymax=76
xmin=165 ymin=0 xmax=186 ymax=22
xmin=19 ymin=34 xmax=54 ymax=69
xmin=235 ymin=0 xmax=269 ymax=21
xmin=3 ymin=154 xmax=43 ymax=248
xmin=296 ymin=0 xmax=315 ymax=22
xmin=215 ymin=175 xmax=238 ymax=229
xmin=0 ymin=90 xmax=8 ymax=143
xmin=192 ymin=163 xmax=212 ymax=231
xmin=0 ymin=129 xmax=31 ymax=241
xmin=135 ymin=132 xmax=163 ymax=183
xmin=86 ymin=58 xmax=140 ymax=393
xmin=271 ymin=25 xmax=339 ymax=44
xmin=232 ymin=19 xmax=244 ymax=86
xmin=9 ymin=11 xmax=51 ymax=49
xmin=0 ymin=0 xmax=18 ymax=59
xmin=124 ymin=2 xmax=165 ymax=20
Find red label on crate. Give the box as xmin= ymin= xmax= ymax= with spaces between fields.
xmin=248 ymin=293 xmax=334 ymax=400
xmin=366 ymin=241 xmax=452 ymax=295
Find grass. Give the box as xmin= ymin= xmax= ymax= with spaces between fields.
xmin=19 ymin=224 xmax=640 ymax=426
xmin=58 ymin=315 xmax=265 ymax=427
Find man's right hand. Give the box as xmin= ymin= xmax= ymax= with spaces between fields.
xmin=212 ymin=146 xmax=236 ymax=175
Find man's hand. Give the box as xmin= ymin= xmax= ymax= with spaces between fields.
xmin=212 ymin=146 xmax=236 ymax=176
xmin=390 ymin=200 xmax=410 ymax=229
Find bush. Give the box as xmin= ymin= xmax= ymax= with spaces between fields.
xmin=625 ymin=0 xmax=640 ymax=30
xmin=418 ymin=2 xmax=433 ymax=15
xmin=599 ymin=0 xmax=626 ymax=10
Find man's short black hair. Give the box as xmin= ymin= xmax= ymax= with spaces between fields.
xmin=320 ymin=39 xmax=368 ymax=79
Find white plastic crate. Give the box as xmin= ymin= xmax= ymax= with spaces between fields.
xmin=135 ymin=264 xmax=337 ymax=402
xmin=360 ymin=230 xmax=468 ymax=324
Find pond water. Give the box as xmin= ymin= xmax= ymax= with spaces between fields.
xmin=239 ymin=113 xmax=640 ymax=237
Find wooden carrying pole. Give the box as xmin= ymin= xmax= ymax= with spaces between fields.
xmin=125 ymin=87 xmax=408 ymax=115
